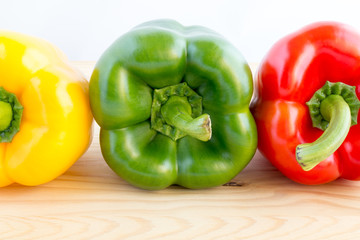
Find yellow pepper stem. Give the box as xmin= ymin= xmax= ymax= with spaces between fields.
xmin=0 ymin=87 xmax=23 ymax=142
xmin=0 ymin=101 xmax=13 ymax=131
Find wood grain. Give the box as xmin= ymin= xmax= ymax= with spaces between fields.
xmin=1 ymin=62 xmax=360 ymax=240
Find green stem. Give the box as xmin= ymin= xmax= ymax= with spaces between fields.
xmin=296 ymin=95 xmax=351 ymax=171
xmin=0 ymin=101 xmax=13 ymax=131
xmin=0 ymin=87 xmax=23 ymax=143
xmin=151 ymin=82 xmax=209 ymax=141
xmin=161 ymin=96 xmax=211 ymax=141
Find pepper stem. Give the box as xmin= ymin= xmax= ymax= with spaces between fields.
xmin=296 ymin=95 xmax=351 ymax=171
xmin=0 ymin=87 xmax=23 ymax=143
xmin=151 ymin=82 xmax=210 ymax=141
xmin=161 ymin=96 xmax=212 ymax=141
xmin=296 ymin=81 xmax=360 ymax=171
xmin=0 ymin=101 xmax=13 ymax=131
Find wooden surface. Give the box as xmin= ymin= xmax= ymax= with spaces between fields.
xmin=1 ymin=61 xmax=360 ymax=240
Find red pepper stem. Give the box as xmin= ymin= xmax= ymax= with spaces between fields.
xmin=161 ymin=96 xmax=212 ymax=142
xmin=296 ymin=95 xmax=351 ymax=171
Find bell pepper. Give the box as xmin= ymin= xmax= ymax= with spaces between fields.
xmin=90 ymin=19 xmax=257 ymax=190
xmin=0 ymin=31 xmax=93 ymax=186
xmin=251 ymin=22 xmax=360 ymax=184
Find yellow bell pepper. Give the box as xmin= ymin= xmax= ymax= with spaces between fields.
xmin=0 ymin=31 xmax=93 ymax=186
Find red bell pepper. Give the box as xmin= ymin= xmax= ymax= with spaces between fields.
xmin=251 ymin=22 xmax=360 ymax=184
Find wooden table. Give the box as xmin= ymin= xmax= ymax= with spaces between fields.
xmin=1 ymin=62 xmax=360 ymax=240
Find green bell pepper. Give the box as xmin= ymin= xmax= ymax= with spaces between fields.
xmin=89 ymin=19 xmax=257 ymax=190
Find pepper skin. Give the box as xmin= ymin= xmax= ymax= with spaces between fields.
xmin=251 ymin=22 xmax=360 ymax=184
xmin=0 ymin=31 xmax=93 ymax=186
xmin=90 ymin=19 xmax=257 ymax=190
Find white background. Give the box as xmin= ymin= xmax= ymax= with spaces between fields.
xmin=1 ymin=0 xmax=360 ymax=63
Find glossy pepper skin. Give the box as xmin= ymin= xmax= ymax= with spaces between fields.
xmin=90 ymin=19 xmax=257 ymax=190
xmin=251 ymin=22 xmax=360 ymax=184
xmin=0 ymin=31 xmax=93 ymax=186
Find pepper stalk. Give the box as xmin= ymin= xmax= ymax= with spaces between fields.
xmin=151 ymin=82 xmax=212 ymax=141
xmin=296 ymin=81 xmax=360 ymax=171
xmin=0 ymin=87 xmax=23 ymax=142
